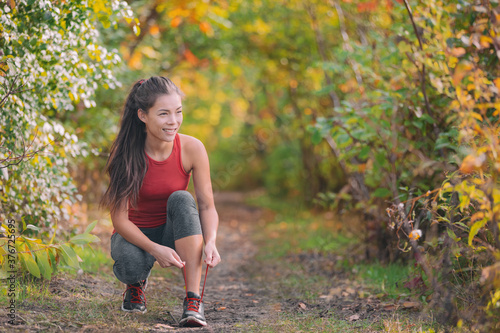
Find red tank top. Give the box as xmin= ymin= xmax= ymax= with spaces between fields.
xmin=128 ymin=133 xmax=191 ymax=228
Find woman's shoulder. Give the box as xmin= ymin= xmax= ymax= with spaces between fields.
xmin=178 ymin=133 xmax=206 ymax=153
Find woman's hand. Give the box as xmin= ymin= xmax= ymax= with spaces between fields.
xmin=204 ymin=241 xmax=221 ymax=268
xmin=150 ymin=243 xmax=185 ymax=269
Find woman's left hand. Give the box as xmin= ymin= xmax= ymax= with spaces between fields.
xmin=204 ymin=241 xmax=221 ymax=268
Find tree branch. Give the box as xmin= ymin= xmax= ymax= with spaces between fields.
xmin=402 ymin=0 xmax=432 ymax=116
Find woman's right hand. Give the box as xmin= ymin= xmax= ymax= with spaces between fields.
xmin=150 ymin=244 xmax=185 ymax=269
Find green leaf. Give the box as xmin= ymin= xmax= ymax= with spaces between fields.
xmin=35 ymin=249 xmax=52 ymax=279
xmin=69 ymin=233 xmax=100 ymax=245
xmin=84 ymin=220 xmax=98 ymax=234
xmin=358 ymin=146 xmax=370 ymax=160
xmin=311 ymin=130 xmax=323 ymax=145
xmin=58 ymin=244 xmax=80 ymax=269
xmin=48 ymin=249 xmax=57 ymax=274
xmin=19 ymin=252 xmax=41 ymax=278
xmin=375 ymin=152 xmax=387 ymax=168
xmin=25 ymin=224 xmax=40 ymax=232
xmin=446 ymin=228 xmax=460 ymax=242
xmin=373 ymin=188 xmax=392 ymax=198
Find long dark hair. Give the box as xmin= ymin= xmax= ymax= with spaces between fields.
xmin=100 ymin=76 xmax=184 ymax=214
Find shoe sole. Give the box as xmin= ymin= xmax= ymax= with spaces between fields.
xmin=179 ymin=316 xmax=207 ymax=327
xmin=121 ymin=304 xmax=147 ymax=314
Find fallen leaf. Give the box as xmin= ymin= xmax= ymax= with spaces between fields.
xmin=348 ymin=314 xmax=360 ymax=321
xmin=298 ymin=302 xmax=307 ymax=310
xmin=345 ymin=287 xmax=355 ymax=294
xmin=382 ymin=303 xmax=396 ymax=311
xmin=402 ymin=301 xmax=421 ymax=309
xmin=252 ymin=300 xmax=259 ymax=303
xmin=217 ymin=306 xmax=227 ymax=311
xmin=328 ymin=287 xmax=343 ymax=296
xmin=154 ymin=323 xmax=174 ymax=329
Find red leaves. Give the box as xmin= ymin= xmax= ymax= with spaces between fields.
xmin=357 ymin=1 xmax=378 ymax=13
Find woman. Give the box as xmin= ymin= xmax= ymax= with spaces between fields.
xmin=101 ymin=76 xmax=221 ymax=327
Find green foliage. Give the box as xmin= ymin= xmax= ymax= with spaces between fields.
xmin=0 ymin=0 xmax=134 ymax=277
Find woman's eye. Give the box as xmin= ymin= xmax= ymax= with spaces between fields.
xmin=177 ymin=110 xmax=183 ymax=113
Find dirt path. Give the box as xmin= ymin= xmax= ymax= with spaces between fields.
xmin=177 ymin=191 xmax=277 ymax=331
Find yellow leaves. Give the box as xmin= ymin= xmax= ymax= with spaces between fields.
xmin=448 ymin=56 xmax=459 ymax=68
xmin=469 ymin=217 xmax=487 ymax=247
xmin=479 ymin=35 xmax=492 ymax=48
xmin=168 ymin=7 xmax=192 ymax=20
xmin=459 ymin=154 xmax=486 ymax=174
xmin=244 ymin=18 xmax=271 ymax=36
xmin=141 ymin=46 xmax=160 ymax=59
xmin=132 ymin=18 xmax=140 ymax=36
xmin=470 ymin=112 xmax=483 ymax=122
xmin=374 ymin=12 xmax=392 ymax=29
xmin=89 ymin=0 xmax=111 ymax=15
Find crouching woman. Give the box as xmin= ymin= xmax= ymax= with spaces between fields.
xmin=100 ymin=76 xmax=221 ymax=327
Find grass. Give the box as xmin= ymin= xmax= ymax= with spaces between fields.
xmin=355 ymin=261 xmax=414 ymax=300
xmin=75 ymin=244 xmax=114 ymax=275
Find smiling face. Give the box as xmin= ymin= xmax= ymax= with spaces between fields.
xmin=138 ymin=93 xmax=183 ymax=143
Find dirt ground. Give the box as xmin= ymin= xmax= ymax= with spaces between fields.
xmin=1 ymin=191 xmax=429 ymax=332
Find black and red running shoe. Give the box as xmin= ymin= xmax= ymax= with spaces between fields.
xmin=121 ymin=279 xmax=147 ymax=313
xmin=179 ymin=291 xmax=206 ymax=327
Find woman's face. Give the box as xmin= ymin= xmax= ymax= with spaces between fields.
xmin=138 ymin=93 xmax=183 ymax=143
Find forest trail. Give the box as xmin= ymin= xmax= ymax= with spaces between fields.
xmin=2 ymin=192 xmax=425 ymax=332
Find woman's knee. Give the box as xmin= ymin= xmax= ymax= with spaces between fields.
xmin=166 ymin=191 xmax=202 ymax=240
xmin=168 ymin=190 xmax=195 ymax=206
xmin=111 ymin=233 xmax=154 ymax=284
xmin=167 ymin=190 xmax=197 ymax=215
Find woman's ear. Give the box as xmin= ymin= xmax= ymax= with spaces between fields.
xmin=137 ymin=109 xmax=146 ymax=123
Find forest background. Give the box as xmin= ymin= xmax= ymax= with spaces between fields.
xmin=1 ymin=0 xmax=500 ymax=331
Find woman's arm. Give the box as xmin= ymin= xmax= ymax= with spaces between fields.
xmin=190 ymin=139 xmax=221 ymax=268
xmin=111 ymin=199 xmax=185 ymax=268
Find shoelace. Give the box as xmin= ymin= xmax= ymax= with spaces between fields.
xmin=124 ymin=283 xmax=146 ymax=305
xmin=182 ymin=263 xmax=209 ymax=312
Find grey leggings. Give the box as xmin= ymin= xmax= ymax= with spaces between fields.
xmin=110 ymin=190 xmax=203 ymax=285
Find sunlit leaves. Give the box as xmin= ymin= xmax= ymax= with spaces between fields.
xmin=0 ymin=221 xmax=100 ymax=279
